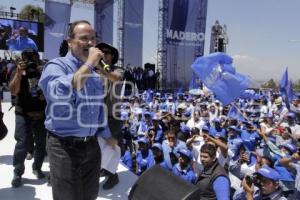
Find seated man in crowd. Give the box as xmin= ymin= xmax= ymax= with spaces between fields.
xmin=172 ymin=148 xmax=197 ymax=184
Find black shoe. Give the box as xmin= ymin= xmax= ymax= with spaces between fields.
xmin=11 ymin=175 xmax=22 ymax=188
xmin=102 ymin=174 xmax=119 ymax=190
xmin=26 ymin=153 xmax=33 ymax=160
xmin=100 ymin=169 xmax=111 ymax=177
xmin=33 ymin=170 xmax=46 ymax=179
xmin=47 ymin=175 xmax=51 ymax=186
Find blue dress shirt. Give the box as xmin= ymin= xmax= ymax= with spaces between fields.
xmin=38 ymin=52 xmax=110 ymax=138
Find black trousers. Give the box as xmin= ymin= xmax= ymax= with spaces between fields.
xmin=47 ymin=133 xmax=101 ymax=200
xmin=13 ymin=114 xmax=46 ymax=176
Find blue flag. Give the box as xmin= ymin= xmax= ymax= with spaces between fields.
xmin=279 ymin=68 xmax=288 ymax=95
xmin=191 ymin=52 xmax=251 ymax=105
xmin=227 ymin=105 xmax=245 ymax=121
xmin=279 ymin=68 xmax=293 ymax=110
xmin=189 ymin=74 xmax=198 ymax=90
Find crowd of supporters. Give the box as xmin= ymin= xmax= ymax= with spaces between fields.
xmin=116 ymin=88 xmax=300 ymax=199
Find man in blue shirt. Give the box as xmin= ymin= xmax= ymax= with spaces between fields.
xmin=38 ymin=20 xmax=112 ymax=200
xmin=135 ymin=137 xmax=155 ymax=175
xmin=6 ymin=26 xmax=38 ymax=51
xmin=151 ymin=143 xmax=169 ymax=169
xmin=172 ymin=148 xmax=197 ymax=184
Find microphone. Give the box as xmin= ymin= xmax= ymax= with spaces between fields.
xmin=100 ymin=60 xmax=111 ymax=72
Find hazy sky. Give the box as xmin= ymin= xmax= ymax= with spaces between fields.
xmin=3 ymin=0 xmax=300 ymax=82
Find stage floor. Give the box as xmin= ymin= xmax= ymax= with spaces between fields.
xmin=0 ymin=102 xmax=137 ymax=200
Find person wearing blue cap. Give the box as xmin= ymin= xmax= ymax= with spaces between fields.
xmin=135 ymin=137 xmax=155 ymax=175
xmin=227 ymin=126 xmax=243 ymax=162
xmin=257 ymin=129 xmax=295 ymax=198
xmin=196 ymin=143 xmax=230 ymax=200
xmin=166 ymin=96 xmax=176 ymax=114
xmin=236 ymin=166 xmax=287 ymax=200
xmin=120 ymin=147 xmax=133 ymax=171
xmin=172 ymin=148 xmax=197 ymax=184
xmin=240 ymin=122 xmax=260 ymax=152
xmin=283 ymin=112 xmax=300 ymax=140
xmin=280 ymin=151 xmax=300 ymax=199
xmin=162 ymin=129 xmax=187 ymax=169
xmin=151 ymin=115 xmax=164 ymax=144
xmin=209 ymin=118 xmax=226 ymax=138
xmin=151 ymin=143 xmax=169 ymax=170
xmin=129 ymin=109 xmax=143 ymax=141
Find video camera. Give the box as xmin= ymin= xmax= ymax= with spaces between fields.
xmin=19 ymin=50 xmax=40 ymax=77
xmin=20 ymin=48 xmax=41 ymax=97
xmin=245 ymin=174 xmax=261 ymax=187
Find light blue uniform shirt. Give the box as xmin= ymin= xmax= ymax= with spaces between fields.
xmin=38 ymin=52 xmax=110 ymax=139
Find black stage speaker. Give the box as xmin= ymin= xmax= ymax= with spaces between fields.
xmin=128 ymin=165 xmax=199 ymax=200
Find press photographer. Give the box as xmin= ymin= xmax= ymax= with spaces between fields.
xmin=234 ymin=166 xmax=287 ymax=200
xmin=9 ymin=48 xmax=47 ymax=188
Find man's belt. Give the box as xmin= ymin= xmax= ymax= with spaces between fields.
xmin=48 ymin=131 xmax=96 ymax=143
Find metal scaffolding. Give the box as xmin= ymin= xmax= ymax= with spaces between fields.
xmin=195 ymin=0 xmax=208 ymax=58
xmin=117 ymin=0 xmax=124 ymax=68
xmin=157 ymin=0 xmax=168 ymax=89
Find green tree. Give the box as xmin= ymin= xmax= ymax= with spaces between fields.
xmin=19 ymin=5 xmax=44 ymax=22
xmin=294 ymin=79 xmax=300 ymax=91
xmin=261 ymin=78 xmax=278 ymax=89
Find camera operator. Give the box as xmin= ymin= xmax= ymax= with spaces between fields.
xmin=234 ymin=166 xmax=287 ymax=200
xmin=9 ymin=48 xmax=47 ymax=188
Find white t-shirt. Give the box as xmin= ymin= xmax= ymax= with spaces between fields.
xmin=290 ymin=162 xmax=300 ymax=191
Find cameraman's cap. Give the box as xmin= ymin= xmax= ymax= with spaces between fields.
xmin=96 ymin=43 xmax=119 ymax=65
xmin=256 ymin=166 xmax=280 ymax=181
xmin=178 ymin=148 xmax=193 ymax=160
xmin=151 ymin=143 xmax=162 ymax=151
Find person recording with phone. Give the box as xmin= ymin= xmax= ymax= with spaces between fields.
xmin=38 ymin=20 xmax=117 ymax=200
xmin=9 ymin=48 xmax=47 ymax=188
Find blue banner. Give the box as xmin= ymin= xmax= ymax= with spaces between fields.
xmin=44 ymin=1 xmax=71 ymax=60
